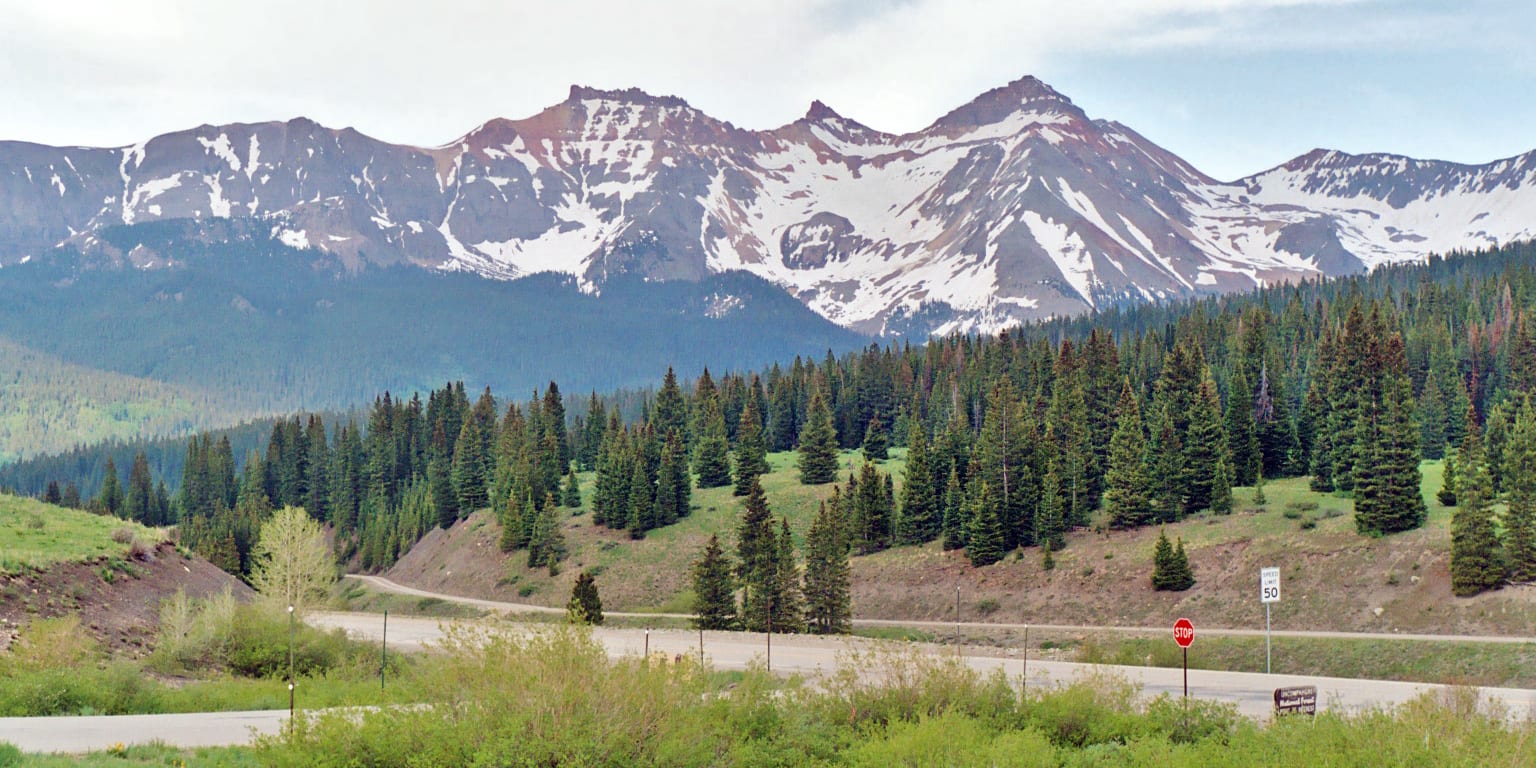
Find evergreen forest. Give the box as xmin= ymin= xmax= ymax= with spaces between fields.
xmin=14 ymin=241 xmax=1536 ymax=610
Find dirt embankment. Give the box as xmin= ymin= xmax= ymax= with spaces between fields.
xmin=0 ymin=543 xmax=251 ymax=655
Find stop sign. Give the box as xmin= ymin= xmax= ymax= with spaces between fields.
xmin=1173 ymin=617 xmax=1195 ymax=648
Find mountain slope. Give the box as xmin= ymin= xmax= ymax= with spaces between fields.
xmin=2 ymin=77 xmax=1534 ymax=337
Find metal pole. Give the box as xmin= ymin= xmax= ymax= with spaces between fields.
xmin=381 ymin=609 xmax=388 ymax=691
xmin=767 ymin=608 xmax=772 ymax=672
xmin=1022 ymin=625 xmax=1029 ymax=695
xmin=955 ymin=586 xmax=961 ymax=647
xmin=1265 ymin=603 xmax=1272 ymax=675
xmin=698 ymin=626 xmax=704 ymax=665
xmin=287 ymin=604 xmax=295 ymax=736
xmin=645 ymin=629 xmax=650 ymax=660
xmin=1182 ymin=646 xmax=1188 ymax=699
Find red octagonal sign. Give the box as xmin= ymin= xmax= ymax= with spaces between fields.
xmin=1173 ymin=617 xmax=1195 ymax=648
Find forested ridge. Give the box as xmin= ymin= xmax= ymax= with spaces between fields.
xmin=15 ymin=241 xmax=1536 ymax=608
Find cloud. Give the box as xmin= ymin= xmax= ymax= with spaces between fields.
xmin=0 ymin=0 xmax=1523 ymax=147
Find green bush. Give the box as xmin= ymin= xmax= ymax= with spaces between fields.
xmin=226 ymin=605 xmax=352 ymax=678
xmin=0 ymin=741 xmax=20 ymax=767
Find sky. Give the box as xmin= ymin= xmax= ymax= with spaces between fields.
xmin=1 ymin=0 xmax=1530 ymax=181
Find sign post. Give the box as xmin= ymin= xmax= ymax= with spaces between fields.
xmin=1172 ymin=617 xmax=1194 ymax=699
xmin=1260 ymin=567 xmax=1280 ymax=674
xmin=1274 ymin=685 xmax=1317 ymax=716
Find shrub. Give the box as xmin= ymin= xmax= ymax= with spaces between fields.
xmin=226 ymin=604 xmax=351 ymax=678
xmin=0 ymin=741 xmax=20 ymax=767
xmin=975 ymin=598 xmax=1000 ymax=617
xmin=111 ymin=527 xmax=135 ymax=544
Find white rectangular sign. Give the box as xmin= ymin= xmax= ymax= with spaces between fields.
xmin=1261 ymin=567 xmax=1281 ymax=604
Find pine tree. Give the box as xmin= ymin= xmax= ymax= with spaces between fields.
xmin=1354 ymin=378 xmax=1427 ymax=535
xmin=567 ymin=570 xmax=604 ymax=625
xmin=1224 ymin=369 xmax=1261 ymax=486
xmin=691 ymin=534 xmax=737 ymax=630
xmin=966 ymin=482 xmax=1005 ymax=567
xmin=1253 ymin=470 xmax=1267 ymax=507
xmin=1104 ymin=379 xmax=1155 ymax=530
xmin=736 ymin=478 xmax=776 ymax=582
xmin=452 ymin=416 xmax=489 ymax=512
xmin=1146 ymin=403 xmax=1185 ymax=522
xmin=1505 ymin=400 xmax=1536 ymax=583
xmin=1034 ymin=465 xmax=1065 ymax=551
xmin=1439 ymin=449 xmax=1459 ymax=506
xmin=769 ymin=518 xmax=806 ymax=633
xmin=1211 ymin=456 xmax=1233 ymax=515
xmin=562 ymin=467 xmax=582 ymax=508
xmin=124 ymin=452 xmax=155 ymax=524
xmin=1418 ymin=376 xmax=1449 ymax=460
xmin=797 ymin=390 xmax=839 ymax=485
xmin=941 ymin=465 xmax=967 ymax=551
xmin=861 ymin=415 xmax=889 ymax=462
xmin=625 ymin=458 xmax=654 ymax=539
xmin=803 ymin=502 xmax=851 ymax=634
xmin=694 ymin=397 xmax=733 ymax=488
xmin=852 ymin=462 xmax=892 ymax=555
xmin=896 ymin=425 xmax=939 ymax=544
xmin=732 ymin=395 xmax=771 ymax=496
xmin=652 ymin=368 xmax=689 ymax=447
xmin=97 ymin=458 xmax=124 ymax=517
xmin=1151 ymin=530 xmax=1195 ymax=591
xmin=1451 ymin=421 xmax=1504 ymax=596
xmin=1041 ymin=541 xmax=1056 ymax=571
xmin=1181 ymin=372 xmax=1226 ymax=514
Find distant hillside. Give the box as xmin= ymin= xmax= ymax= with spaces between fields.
xmin=0 ymin=337 xmax=250 ymax=465
xmin=0 ymin=236 xmax=866 ymax=460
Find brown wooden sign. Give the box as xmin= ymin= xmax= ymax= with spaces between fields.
xmin=1273 ymin=685 xmax=1317 ymax=715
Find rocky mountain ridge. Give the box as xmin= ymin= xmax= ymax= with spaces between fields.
xmin=3 ymin=76 xmax=1533 ymax=336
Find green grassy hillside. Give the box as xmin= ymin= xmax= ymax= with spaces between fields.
xmin=389 ymin=450 xmax=1536 ymax=642
xmin=0 ymin=494 xmax=165 ymax=574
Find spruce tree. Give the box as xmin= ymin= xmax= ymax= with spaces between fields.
xmin=652 ymin=368 xmax=689 ymax=447
xmin=862 ymin=415 xmax=889 ymax=462
xmin=770 ymin=518 xmax=807 ymax=633
xmin=852 ymin=462 xmax=892 ymax=555
xmin=803 ymin=501 xmax=851 ymax=634
xmin=1253 ymin=470 xmax=1267 ymax=507
xmin=1181 ymin=372 xmax=1226 ymax=514
xmin=625 ymin=459 xmax=654 ymax=539
xmin=736 ymin=478 xmax=776 ymax=582
xmin=1439 ymin=449 xmax=1459 ymax=506
xmin=691 ymin=534 xmax=737 ymax=630
xmin=1451 ymin=422 xmax=1504 ymax=596
xmin=562 ymin=467 xmax=582 ymax=508
xmin=1151 ymin=530 xmax=1195 ymax=591
xmin=941 ymin=465 xmax=967 ymax=551
xmin=97 ymin=458 xmax=124 ymax=517
xmin=896 ymin=425 xmax=939 ymax=544
xmin=966 ymin=482 xmax=1005 ymax=567
xmin=1505 ymin=400 xmax=1536 ymax=583
xmin=1354 ymin=379 xmax=1427 ymax=535
xmin=124 ymin=452 xmax=155 ymax=524
xmin=797 ymin=390 xmax=840 ymax=485
xmin=566 ymin=570 xmax=604 ymax=625
xmin=1105 ymin=379 xmax=1155 ymax=530
xmin=1211 ymin=457 xmax=1233 ymax=515
xmin=694 ymin=397 xmax=733 ymax=488
xmin=733 ymin=395 xmax=771 ymax=496
xmin=1034 ymin=465 xmax=1065 ymax=552
xmin=1224 ymin=369 xmax=1261 ymax=486
xmin=452 ymin=417 xmax=489 ymax=512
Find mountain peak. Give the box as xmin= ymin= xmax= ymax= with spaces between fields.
xmin=928 ymin=75 xmax=1080 ymax=134
xmin=565 ymin=85 xmax=692 ymax=111
xmin=804 ymin=100 xmax=842 ymax=123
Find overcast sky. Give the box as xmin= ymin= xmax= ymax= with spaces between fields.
xmin=1 ymin=0 xmax=1529 ymax=181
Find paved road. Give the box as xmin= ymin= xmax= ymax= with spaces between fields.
xmin=313 ymin=611 xmax=1536 ymax=723
xmin=351 ymin=573 xmax=1536 ymax=644
xmin=7 ymin=611 xmax=1535 ymax=754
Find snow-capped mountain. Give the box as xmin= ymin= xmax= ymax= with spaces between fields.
xmin=2 ymin=76 xmax=1533 ymax=336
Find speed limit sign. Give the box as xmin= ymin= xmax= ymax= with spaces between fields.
xmin=1261 ymin=567 xmax=1281 ymax=604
